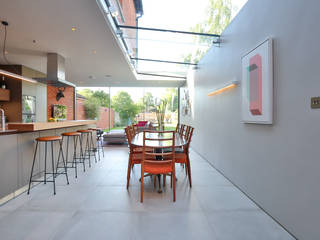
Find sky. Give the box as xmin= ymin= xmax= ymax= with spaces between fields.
xmin=79 ymin=0 xmax=248 ymax=99
xmin=134 ymin=0 xmax=248 ymax=77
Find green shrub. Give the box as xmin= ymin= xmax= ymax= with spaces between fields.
xmin=84 ymin=97 xmax=100 ymax=119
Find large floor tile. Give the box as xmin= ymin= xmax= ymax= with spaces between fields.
xmin=0 ymin=210 xmax=73 ymax=240
xmin=0 ymin=145 xmax=293 ymax=240
xmin=206 ymin=210 xmax=294 ymax=240
xmin=135 ymin=211 xmax=218 ymax=240
xmin=194 ymin=186 xmax=259 ymax=211
xmin=52 ymin=211 xmax=138 ymax=240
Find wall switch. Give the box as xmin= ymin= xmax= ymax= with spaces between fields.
xmin=311 ymin=97 xmax=320 ymax=109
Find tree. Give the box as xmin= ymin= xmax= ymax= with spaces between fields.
xmin=77 ymin=89 xmax=110 ymax=107
xmin=84 ymin=96 xmax=100 ymax=119
xmin=111 ymin=91 xmax=139 ymax=125
xmin=143 ymin=92 xmax=155 ymax=112
xmin=92 ymin=90 xmax=110 ymax=107
xmin=162 ymin=88 xmax=178 ymax=112
xmin=184 ymin=0 xmax=232 ymax=63
xmin=77 ymin=89 xmax=93 ymax=98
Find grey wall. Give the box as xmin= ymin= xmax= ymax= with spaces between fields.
xmin=180 ymin=0 xmax=320 ymax=239
xmin=22 ymin=81 xmax=47 ymax=122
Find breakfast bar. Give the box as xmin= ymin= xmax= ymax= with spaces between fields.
xmin=0 ymin=120 xmax=96 ymax=203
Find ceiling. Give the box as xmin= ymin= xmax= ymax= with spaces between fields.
xmin=0 ymin=0 xmax=184 ymax=87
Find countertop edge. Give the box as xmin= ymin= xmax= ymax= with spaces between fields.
xmin=6 ymin=120 xmax=97 ymax=133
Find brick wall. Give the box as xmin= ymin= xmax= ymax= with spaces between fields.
xmin=119 ymin=0 xmax=137 ymax=55
xmin=96 ymin=107 xmax=114 ymax=130
xmin=76 ymin=97 xmax=114 ymax=130
xmin=119 ymin=0 xmax=137 ymax=26
xmin=76 ymin=97 xmax=86 ymax=120
xmin=47 ymin=85 xmax=75 ymax=120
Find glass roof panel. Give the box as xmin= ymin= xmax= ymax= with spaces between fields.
xmin=119 ymin=27 xmax=217 ymax=79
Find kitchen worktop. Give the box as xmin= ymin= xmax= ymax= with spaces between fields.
xmin=0 ymin=129 xmax=18 ymax=135
xmin=7 ymin=120 xmax=97 ymax=132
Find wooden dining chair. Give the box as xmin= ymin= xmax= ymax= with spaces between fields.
xmin=175 ymin=126 xmax=194 ymax=187
xmin=141 ymin=130 xmax=176 ymax=203
xmin=132 ymin=124 xmax=139 ymax=136
xmin=175 ymin=123 xmax=180 ymax=133
xmin=179 ymin=124 xmax=186 ymax=136
xmin=125 ymin=127 xmax=154 ymax=189
xmin=125 ymin=127 xmax=142 ymax=189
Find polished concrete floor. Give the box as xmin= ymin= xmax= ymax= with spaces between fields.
xmin=0 ymin=145 xmax=294 ymax=240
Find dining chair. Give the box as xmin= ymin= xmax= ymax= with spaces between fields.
xmin=132 ymin=124 xmax=139 ymax=136
xmin=175 ymin=126 xmax=194 ymax=187
xmin=125 ymin=127 xmax=153 ymax=189
xmin=179 ymin=124 xmax=186 ymax=136
xmin=175 ymin=123 xmax=180 ymax=133
xmin=125 ymin=127 xmax=142 ymax=189
xmin=141 ymin=130 xmax=176 ymax=203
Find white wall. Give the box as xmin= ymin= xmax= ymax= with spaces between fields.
xmin=180 ymin=0 xmax=320 ymax=239
xmin=22 ymin=82 xmax=47 ymax=122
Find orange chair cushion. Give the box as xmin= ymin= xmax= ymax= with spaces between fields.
xmin=144 ymin=160 xmax=173 ymax=174
xmin=175 ymin=153 xmax=187 ymax=163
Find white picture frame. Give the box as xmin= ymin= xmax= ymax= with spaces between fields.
xmin=241 ymin=38 xmax=273 ymax=124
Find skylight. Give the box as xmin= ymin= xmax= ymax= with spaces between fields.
xmin=100 ymin=0 xmax=248 ymax=81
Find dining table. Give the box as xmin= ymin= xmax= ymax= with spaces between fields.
xmin=131 ymin=131 xmax=187 ymax=148
xmin=131 ymin=131 xmax=188 ymax=193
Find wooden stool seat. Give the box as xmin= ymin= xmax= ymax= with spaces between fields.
xmin=36 ymin=136 xmax=62 ymax=142
xmin=62 ymin=132 xmax=81 ymax=137
xmin=88 ymin=127 xmax=101 ymax=131
xmin=77 ymin=129 xmax=93 ymax=133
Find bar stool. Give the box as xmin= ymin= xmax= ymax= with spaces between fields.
xmin=89 ymin=127 xmax=104 ymax=161
xmin=57 ymin=132 xmax=85 ymax=178
xmin=77 ymin=129 xmax=97 ymax=167
xmin=27 ymin=136 xmax=69 ymax=195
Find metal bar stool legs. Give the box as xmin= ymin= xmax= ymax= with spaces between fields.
xmin=58 ymin=132 xmax=85 ymax=178
xmin=89 ymin=128 xmax=104 ymax=161
xmin=27 ymin=136 xmax=69 ymax=195
xmin=89 ymin=131 xmax=98 ymax=163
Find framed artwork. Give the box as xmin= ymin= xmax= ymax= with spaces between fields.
xmin=181 ymin=89 xmax=191 ymax=116
xmin=241 ymin=38 xmax=273 ymax=124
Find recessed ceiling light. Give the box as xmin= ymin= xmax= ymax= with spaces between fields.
xmin=32 ymin=40 xmax=36 ymax=43
xmin=93 ymin=50 xmax=97 ymax=54
xmin=4 ymin=50 xmax=8 ymax=55
xmin=105 ymin=75 xmax=111 ymax=78
xmin=71 ymin=27 xmax=77 ymax=32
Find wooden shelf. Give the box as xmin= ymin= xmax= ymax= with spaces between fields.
xmin=0 ymin=89 xmax=10 ymax=101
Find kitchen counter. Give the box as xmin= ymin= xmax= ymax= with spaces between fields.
xmin=0 ymin=129 xmax=18 ymax=135
xmin=0 ymin=120 xmax=97 ymax=204
xmin=7 ymin=120 xmax=96 ymax=132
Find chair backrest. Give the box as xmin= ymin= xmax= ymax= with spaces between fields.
xmin=179 ymin=124 xmax=185 ymax=136
xmin=132 ymin=124 xmax=139 ymax=135
xmin=183 ymin=125 xmax=190 ymax=138
xmin=142 ymin=130 xmax=175 ymax=165
xmin=127 ymin=125 xmax=134 ymax=137
xmin=184 ymin=126 xmax=194 ymax=152
xmin=125 ymin=126 xmax=134 ymax=151
xmin=175 ymin=123 xmax=180 ymax=133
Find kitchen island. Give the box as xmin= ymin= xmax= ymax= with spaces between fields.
xmin=0 ymin=120 xmax=97 ymax=204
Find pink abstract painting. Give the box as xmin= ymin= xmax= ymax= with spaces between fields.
xmin=249 ymin=54 xmax=262 ymax=115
